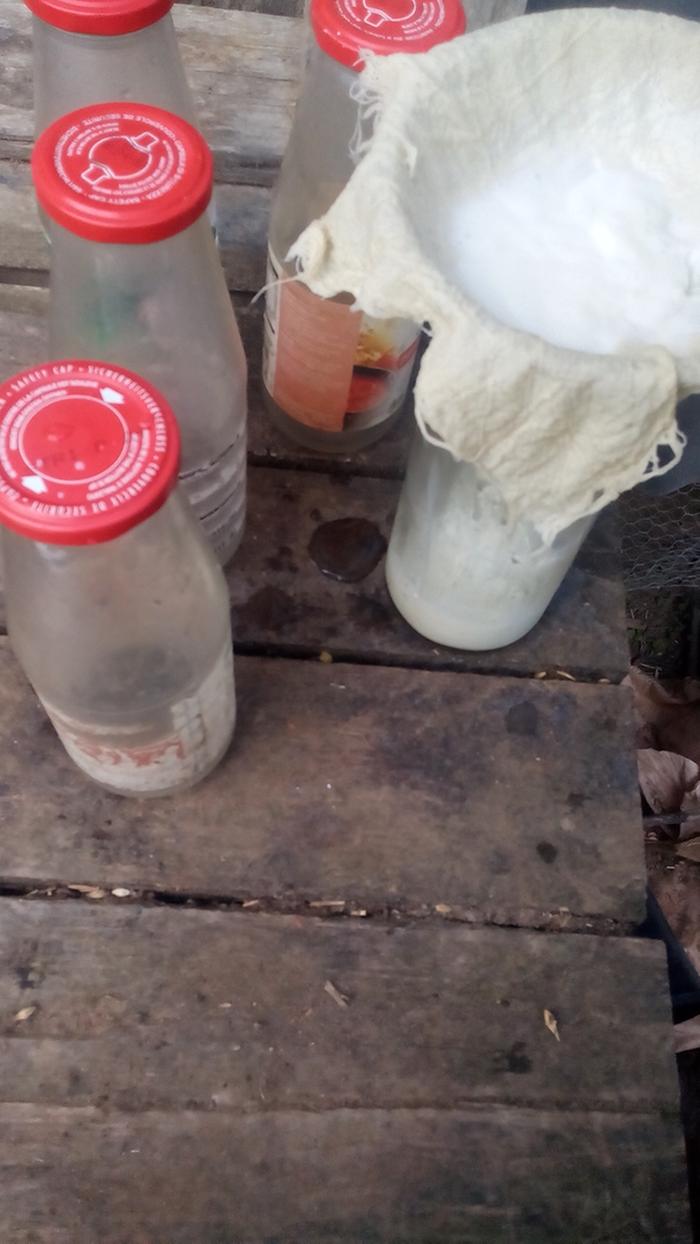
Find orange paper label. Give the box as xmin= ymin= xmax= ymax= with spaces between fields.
xmin=263 ymin=248 xmax=420 ymax=433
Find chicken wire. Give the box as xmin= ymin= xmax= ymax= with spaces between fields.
xmin=616 ymin=485 xmax=700 ymax=590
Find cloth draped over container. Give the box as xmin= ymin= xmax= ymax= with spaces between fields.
xmin=290 ymin=9 xmax=700 ymax=541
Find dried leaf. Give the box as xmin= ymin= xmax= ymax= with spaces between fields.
xmin=324 ymin=979 xmax=349 ymax=1009
xmin=319 ymin=650 xmax=333 ymax=664
xmin=626 ymin=668 xmax=700 ymax=765
xmin=675 ymin=1015 xmax=700 ymax=1054
xmin=14 ymin=1006 xmax=37 ymax=1024
xmin=111 ymin=888 xmax=131 ymax=899
xmin=638 ymin=749 xmax=700 ymax=816
xmin=543 ymin=1008 xmax=561 ymax=1042
xmin=676 ymin=838 xmax=700 ymax=864
xmin=68 ymin=883 xmax=106 ymax=899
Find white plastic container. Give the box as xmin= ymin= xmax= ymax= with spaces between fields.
xmin=264 ymin=0 xmax=465 ymax=453
xmin=33 ymin=103 xmax=247 ymax=565
xmin=26 ymin=0 xmax=196 ymax=134
xmin=386 ymin=432 xmax=593 ymax=650
xmin=0 ymin=360 xmax=235 ymax=797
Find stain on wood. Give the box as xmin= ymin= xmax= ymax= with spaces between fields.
xmin=0 ymin=643 xmax=646 ymax=920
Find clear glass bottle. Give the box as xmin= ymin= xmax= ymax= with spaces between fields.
xmin=32 ymin=103 xmax=246 ymax=566
xmin=0 ymin=360 xmax=235 ymax=797
xmin=264 ymin=0 xmax=465 ymax=454
xmin=386 ymin=431 xmax=593 ymax=650
xmin=26 ymin=0 xmax=196 ymax=134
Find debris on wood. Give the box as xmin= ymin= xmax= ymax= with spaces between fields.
xmin=68 ymin=884 xmax=106 ymax=899
xmin=544 ymin=1008 xmax=561 ymax=1041
xmin=554 ymin=669 xmax=576 ymax=681
xmin=319 ymin=650 xmax=333 ymax=664
xmin=435 ymin=903 xmax=452 ymax=915
xmin=324 ymin=979 xmax=349 ymax=1009
xmin=309 ymin=899 xmax=345 ymax=909
xmin=242 ymin=899 xmax=261 ymax=909
xmin=13 ymin=1005 xmax=37 ymax=1024
xmin=111 ymin=887 xmax=131 ymax=899
xmin=534 ymin=670 xmax=547 ymax=679
xmin=350 ymin=908 xmax=367 ymax=917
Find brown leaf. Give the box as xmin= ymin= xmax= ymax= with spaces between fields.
xmin=676 ymin=838 xmax=700 ymax=864
xmin=626 ymin=668 xmax=700 ymax=765
xmin=638 ymin=749 xmax=700 ymax=815
xmin=543 ymin=1008 xmax=561 ymax=1042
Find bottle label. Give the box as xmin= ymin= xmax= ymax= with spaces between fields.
xmin=44 ymin=644 xmax=235 ymax=795
xmin=263 ymin=247 xmax=420 ymax=433
xmin=181 ymin=428 xmax=246 ymax=565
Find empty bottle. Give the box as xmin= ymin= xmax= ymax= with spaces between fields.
xmin=0 ymin=360 xmax=236 ymax=796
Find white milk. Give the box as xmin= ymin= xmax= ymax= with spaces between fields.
xmin=386 ymin=438 xmax=591 ymax=650
xmin=444 ymin=158 xmax=700 ymax=357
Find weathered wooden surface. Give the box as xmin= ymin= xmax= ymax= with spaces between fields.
xmin=0 ymin=900 xmax=678 ymax=1113
xmin=0 ymin=898 xmax=688 ymax=1244
xmin=232 ymin=467 xmax=630 ymax=679
xmin=0 ymin=3 xmax=304 ymax=184
xmin=0 ymin=1101 xmax=688 ymax=1244
xmin=0 ymin=641 xmax=645 ymax=921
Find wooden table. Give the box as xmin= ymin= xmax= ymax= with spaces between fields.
xmin=0 ymin=5 xmax=691 ymax=1240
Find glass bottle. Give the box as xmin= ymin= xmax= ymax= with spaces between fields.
xmin=0 ymin=360 xmax=235 ymax=797
xmin=32 ymin=102 xmax=246 ymax=566
xmin=264 ymin=0 xmax=465 ymax=454
xmin=386 ymin=430 xmax=593 ymax=650
xmin=26 ymin=0 xmax=197 ymax=134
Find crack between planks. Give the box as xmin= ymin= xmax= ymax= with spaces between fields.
xmin=0 ymin=878 xmax=646 ymax=939
xmin=231 ymin=640 xmax=627 ymax=686
xmin=0 ymin=1097 xmax=680 ymax=1121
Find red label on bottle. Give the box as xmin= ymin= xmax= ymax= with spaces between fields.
xmin=263 ymin=248 xmax=420 ymax=434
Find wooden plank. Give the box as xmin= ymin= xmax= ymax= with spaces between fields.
xmin=0 ymin=899 xmax=679 ymax=1113
xmin=0 ymin=1101 xmax=688 ymax=1242
xmin=0 ymin=3 xmax=304 ymax=185
xmin=0 ymin=899 xmax=688 ymax=1242
xmin=0 ymin=161 xmax=269 ymax=292
xmin=0 ymin=285 xmax=412 ymax=475
xmin=0 ymin=644 xmax=646 ymax=921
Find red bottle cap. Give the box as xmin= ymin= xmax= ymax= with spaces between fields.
xmin=32 ymin=104 xmax=213 ymax=244
xmin=0 ymin=361 xmax=180 ymax=545
xmin=24 ymin=0 xmax=173 ymax=37
xmin=311 ymin=0 xmax=465 ymax=69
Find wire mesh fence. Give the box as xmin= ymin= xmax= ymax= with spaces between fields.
xmin=617 ymin=485 xmax=700 ymax=591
